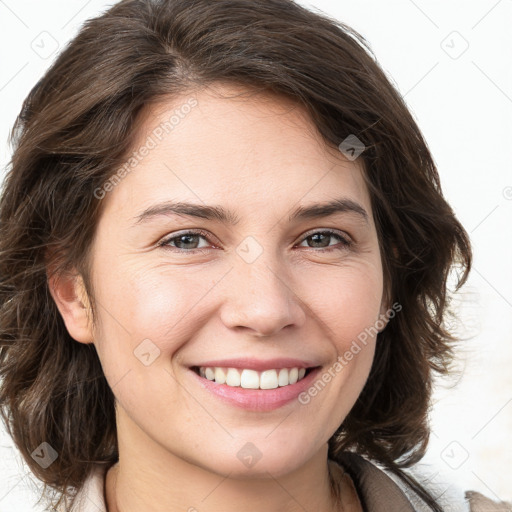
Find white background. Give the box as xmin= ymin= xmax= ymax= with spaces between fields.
xmin=0 ymin=0 xmax=511 ymax=510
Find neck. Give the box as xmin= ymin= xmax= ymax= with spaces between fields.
xmin=104 ymin=411 xmax=351 ymax=512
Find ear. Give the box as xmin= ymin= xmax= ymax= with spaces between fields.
xmin=47 ymin=269 xmax=94 ymax=344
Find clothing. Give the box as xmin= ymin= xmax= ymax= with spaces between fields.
xmin=64 ymin=452 xmax=511 ymax=511
xmin=334 ymin=452 xmax=512 ymax=512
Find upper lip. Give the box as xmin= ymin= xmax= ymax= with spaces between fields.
xmin=190 ymin=357 xmax=319 ymax=372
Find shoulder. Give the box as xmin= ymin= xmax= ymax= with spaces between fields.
xmin=465 ymin=491 xmax=512 ymax=512
xmin=330 ymin=452 xmax=512 ymax=512
xmin=331 ymin=452 xmax=418 ymax=511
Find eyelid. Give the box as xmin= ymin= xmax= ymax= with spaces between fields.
xmin=299 ymin=227 xmax=353 ymax=244
xmin=157 ymin=229 xmax=219 ymax=248
xmin=157 ymin=227 xmax=354 ymax=253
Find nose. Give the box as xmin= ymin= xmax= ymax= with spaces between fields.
xmin=219 ymin=256 xmax=306 ymax=338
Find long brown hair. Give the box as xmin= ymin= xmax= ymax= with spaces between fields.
xmin=0 ymin=1 xmax=471 ymax=510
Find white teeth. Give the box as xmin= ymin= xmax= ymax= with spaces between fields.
xmin=259 ymin=369 xmax=278 ymax=389
xmin=226 ymin=368 xmax=241 ymax=387
xmin=196 ymin=366 xmax=309 ymax=389
xmin=278 ymin=368 xmax=289 ymax=387
xmin=214 ymin=367 xmax=226 ymax=384
xmin=240 ymin=369 xmax=260 ymax=389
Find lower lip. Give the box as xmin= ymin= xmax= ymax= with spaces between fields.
xmin=188 ymin=367 xmax=322 ymax=412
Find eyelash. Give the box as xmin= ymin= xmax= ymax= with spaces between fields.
xmin=157 ymin=229 xmax=353 ymax=254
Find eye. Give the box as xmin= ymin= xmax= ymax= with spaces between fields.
xmin=296 ymin=230 xmax=352 ymax=252
xmin=157 ymin=229 xmax=352 ymax=254
xmin=158 ymin=229 xmax=214 ymax=252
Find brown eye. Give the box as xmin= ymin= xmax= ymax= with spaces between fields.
xmin=297 ymin=230 xmax=352 ymax=252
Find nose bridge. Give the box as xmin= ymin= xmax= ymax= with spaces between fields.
xmin=219 ymin=235 xmax=304 ymax=336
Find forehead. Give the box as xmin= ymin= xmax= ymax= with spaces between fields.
xmin=101 ymin=83 xmax=372 ymax=221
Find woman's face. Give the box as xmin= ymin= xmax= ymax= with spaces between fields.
xmin=76 ymin=84 xmax=388 ymax=477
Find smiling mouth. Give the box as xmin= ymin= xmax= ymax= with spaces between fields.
xmin=190 ymin=366 xmax=317 ymax=390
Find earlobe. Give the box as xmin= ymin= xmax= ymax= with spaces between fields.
xmin=47 ymin=270 xmax=94 ymax=344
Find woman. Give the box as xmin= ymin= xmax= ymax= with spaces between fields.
xmin=0 ymin=1 xmax=508 ymax=511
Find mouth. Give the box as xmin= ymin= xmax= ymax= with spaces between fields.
xmin=190 ymin=365 xmax=318 ymax=390
xmin=186 ymin=355 xmax=325 ymax=412
xmin=188 ymin=364 xmax=323 ymax=411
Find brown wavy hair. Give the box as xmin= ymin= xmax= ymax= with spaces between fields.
xmin=0 ymin=0 xmax=471 ymax=510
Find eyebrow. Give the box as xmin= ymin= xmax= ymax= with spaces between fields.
xmin=133 ymin=197 xmax=369 ymax=226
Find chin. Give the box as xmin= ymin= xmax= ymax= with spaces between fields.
xmin=202 ymin=444 xmax=310 ymax=480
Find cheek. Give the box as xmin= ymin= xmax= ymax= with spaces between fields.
xmin=301 ymin=259 xmax=383 ymax=398
xmin=93 ymin=258 xmax=213 ymax=349
xmin=303 ymin=258 xmax=384 ymax=343
xmin=89 ymin=261 xmax=193 ymax=421
xmin=299 ymin=264 xmax=382 ymax=429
